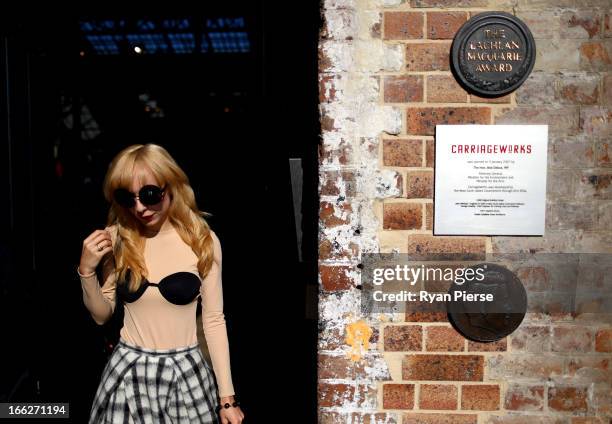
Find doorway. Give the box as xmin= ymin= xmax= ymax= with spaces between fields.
xmin=1 ymin=3 xmax=320 ymax=422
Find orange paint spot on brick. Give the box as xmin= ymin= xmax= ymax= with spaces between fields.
xmin=345 ymin=320 xmax=372 ymax=361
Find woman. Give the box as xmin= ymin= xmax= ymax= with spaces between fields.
xmin=78 ymin=144 xmax=244 ymax=424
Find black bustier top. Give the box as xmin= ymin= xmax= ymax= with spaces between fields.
xmin=117 ymin=269 xmax=201 ymax=305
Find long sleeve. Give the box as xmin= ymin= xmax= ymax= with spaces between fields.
xmin=201 ymin=230 xmax=235 ymax=398
xmin=79 ymin=226 xmax=118 ymax=325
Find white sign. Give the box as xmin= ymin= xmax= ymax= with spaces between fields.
xmin=434 ymin=125 xmax=548 ymax=235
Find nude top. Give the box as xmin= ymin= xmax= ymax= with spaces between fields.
xmin=78 ymin=224 xmax=235 ymax=397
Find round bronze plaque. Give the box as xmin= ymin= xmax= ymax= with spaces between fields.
xmin=451 ymin=12 xmax=536 ymax=97
xmin=447 ymin=263 xmax=527 ymax=342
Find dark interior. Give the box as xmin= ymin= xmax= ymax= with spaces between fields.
xmin=1 ymin=3 xmax=320 ymax=422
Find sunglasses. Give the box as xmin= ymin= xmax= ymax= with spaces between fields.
xmin=113 ymin=185 xmax=166 ymax=208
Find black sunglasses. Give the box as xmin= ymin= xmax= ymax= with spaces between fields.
xmin=113 ymin=185 xmax=166 ymax=208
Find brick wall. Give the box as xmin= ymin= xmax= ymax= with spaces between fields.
xmin=318 ymin=0 xmax=611 ymax=423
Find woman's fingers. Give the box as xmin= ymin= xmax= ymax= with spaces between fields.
xmin=83 ymin=229 xmax=107 ymax=244
xmin=221 ymin=408 xmax=244 ymax=424
xmin=98 ymin=243 xmax=113 ymax=255
xmin=79 ymin=230 xmax=114 ymax=275
xmin=86 ymin=232 xmax=112 ymax=251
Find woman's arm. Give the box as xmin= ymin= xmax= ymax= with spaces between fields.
xmin=79 ymin=226 xmax=117 ymax=325
xmin=201 ymin=230 xmax=235 ymax=399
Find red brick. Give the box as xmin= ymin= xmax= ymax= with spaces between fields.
xmin=383 ymin=139 xmax=423 ymax=167
xmin=384 ymin=325 xmax=423 ymax=351
xmin=405 ymin=305 xmax=448 ymax=323
xmin=548 ymin=386 xmax=588 ymax=413
xmin=425 ymin=326 xmax=464 ymax=351
xmin=318 ymin=411 xmax=343 ymax=424
xmin=595 ymin=329 xmax=612 ymax=352
xmin=510 ymin=326 xmax=550 ymax=352
xmin=604 ymin=74 xmax=612 ymax=105
xmin=318 ymin=382 xmax=355 ymax=407
xmin=320 ymin=412 xmax=399 ymax=424
xmin=321 ymin=115 xmax=335 ymax=135
xmin=580 ymin=41 xmax=612 ymax=71
xmin=320 ymin=201 xmax=352 ymax=228
xmin=423 ymin=269 xmax=458 ymax=292
xmin=319 ymin=238 xmax=359 ymax=261
xmin=419 ymin=384 xmax=458 ymax=409
xmin=425 ymin=203 xmax=433 ymax=231
xmin=560 ymin=11 xmax=601 ymax=39
xmin=320 ymin=170 xmax=357 ymax=197
xmin=487 ymin=354 xmax=564 ymax=380
xmin=384 ymin=203 xmax=423 ymax=230
xmin=515 ymin=73 xmax=556 ymax=105
xmin=427 ymin=12 xmax=468 ymax=39
xmin=495 ymin=106 xmax=580 ymax=136
xmin=355 ymin=384 xmax=377 ymax=408
xmin=319 ymin=326 xmax=345 ymax=350
xmin=406 ymin=235 xmax=486 ymax=260
xmin=567 ymin=357 xmax=612 ymax=384
xmin=318 ymin=353 xmax=365 ymax=379
xmin=383 ymin=384 xmax=415 ymax=409
xmin=384 ymin=12 xmax=424 ymax=40
xmin=427 ymin=75 xmax=467 ymax=103
xmin=504 ymin=384 xmax=545 ymax=411
xmin=549 ymin=139 xmax=595 ymax=169
xmin=461 ymin=384 xmax=500 ymax=410
xmin=319 ymin=140 xmax=354 ymax=166
xmin=470 ymin=94 xmax=511 ymax=104
xmin=467 ymin=338 xmax=507 ymax=352
xmin=406 ymin=43 xmax=451 ymax=72
xmin=406 ymin=170 xmax=433 ymax=199
xmin=488 ymin=416 xmax=568 ymax=424
xmin=425 ymin=139 xmax=434 ymax=167
xmin=580 ymin=106 xmax=612 ymax=137
xmin=557 ymin=75 xmax=600 ymax=105
xmin=572 ymin=418 xmax=608 ymax=424
xmin=515 ymin=267 xmax=551 ymax=292
xmin=403 ymin=413 xmax=476 ymax=424
xmin=319 ymin=75 xmax=338 ymax=103
xmin=360 ymin=413 xmax=399 ymax=424
xmin=410 ymin=0 xmax=487 ymax=6
xmin=402 ymin=354 xmax=484 ymax=381
xmin=318 ymin=44 xmax=332 ymax=73
xmin=595 ymin=141 xmax=610 ymax=167
xmin=579 ymin=171 xmax=612 ymax=199
xmin=384 ymin=75 xmax=424 ymax=103
xmin=516 ymin=11 xmax=557 ymax=39
xmin=552 ymin=326 xmax=594 ymax=352
xmin=591 ymin=383 xmax=612 ymax=415
xmin=546 ymin=201 xmax=596 ymax=231
xmin=407 ymin=107 xmax=490 ymax=135
xmin=319 ymin=265 xmax=354 ymax=292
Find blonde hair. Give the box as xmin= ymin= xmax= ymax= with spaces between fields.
xmin=102 ymin=143 xmax=214 ymax=292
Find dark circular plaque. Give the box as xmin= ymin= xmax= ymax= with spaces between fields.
xmin=451 ymin=12 xmax=536 ymax=97
xmin=446 ymin=263 xmax=527 ymax=342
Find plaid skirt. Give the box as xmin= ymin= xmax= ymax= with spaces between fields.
xmin=89 ymin=338 xmax=220 ymax=424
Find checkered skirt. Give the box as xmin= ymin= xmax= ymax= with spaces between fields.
xmin=89 ymin=338 xmax=220 ymax=424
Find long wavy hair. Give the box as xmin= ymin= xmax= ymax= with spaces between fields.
xmin=102 ymin=144 xmax=214 ymax=292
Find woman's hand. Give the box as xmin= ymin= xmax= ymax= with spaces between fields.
xmin=218 ymin=396 xmax=244 ymax=424
xmin=79 ymin=229 xmax=113 ymax=275
xmin=219 ymin=406 xmax=244 ymax=424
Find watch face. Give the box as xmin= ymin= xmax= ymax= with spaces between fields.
xmin=447 ymin=263 xmax=527 ymax=342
